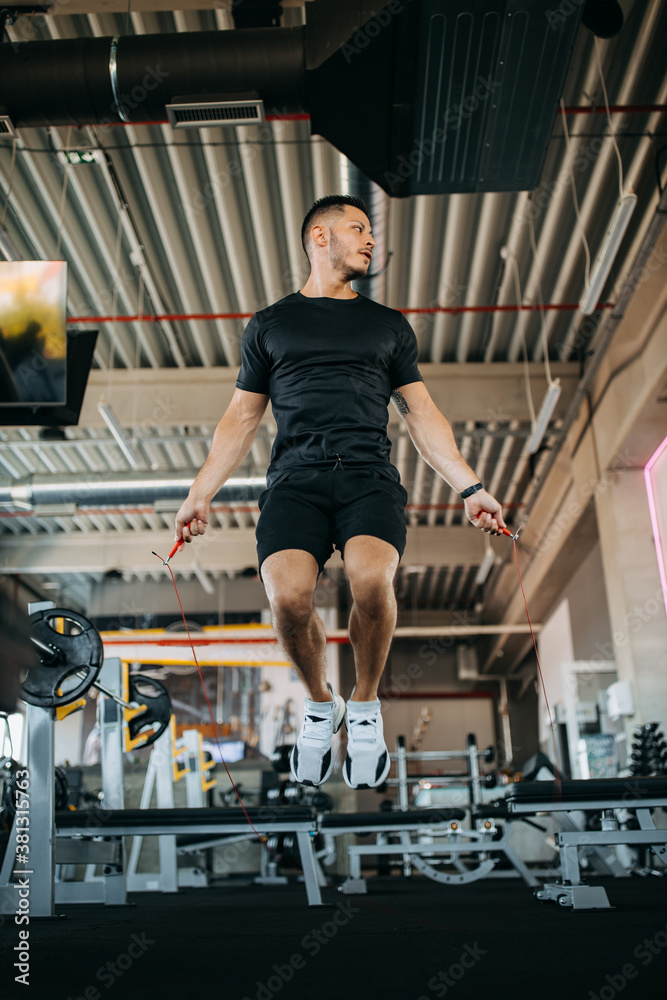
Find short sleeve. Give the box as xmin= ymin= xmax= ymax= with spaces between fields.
xmin=236 ymin=314 xmax=271 ymax=394
xmin=388 ymin=314 xmax=423 ymax=390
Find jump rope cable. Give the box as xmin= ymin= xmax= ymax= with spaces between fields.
xmin=509 ymin=536 xmax=562 ymax=784
xmin=152 ymin=551 xmax=274 ymax=855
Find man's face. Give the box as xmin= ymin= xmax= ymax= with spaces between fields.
xmin=323 ymin=205 xmax=375 ymax=282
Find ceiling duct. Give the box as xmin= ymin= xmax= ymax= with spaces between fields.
xmin=0 ymin=474 xmax=266 ymax=510
xmin=0 ymin=1 xmax=585 ymax=196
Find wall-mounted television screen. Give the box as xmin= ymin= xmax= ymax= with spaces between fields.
xmin=0 ymin=260 xmax=68 ymax=405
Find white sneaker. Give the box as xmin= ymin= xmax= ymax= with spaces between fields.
xmin=343 ymin=699 xmax=391 ymax=789
xmin=290 ymin=684 xmax=346 ymax=786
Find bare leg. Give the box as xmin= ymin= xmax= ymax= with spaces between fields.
xmin=343 ymin=535 xmax=399 ymax=701
xmin=261 ymin=549 xmax=331 ymax=702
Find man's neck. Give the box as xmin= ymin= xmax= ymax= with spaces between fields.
xmin=299 ymin=272 xmax=358 ymax=299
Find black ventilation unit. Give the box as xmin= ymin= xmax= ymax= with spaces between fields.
xmin=306 ymin=0 xmax=585 ymax=196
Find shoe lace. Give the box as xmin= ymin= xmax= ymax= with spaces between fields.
xmin=300 ymin=711 xmax=331 ymax=747
xmin=348 ymin=713 xmax=379 ymax=746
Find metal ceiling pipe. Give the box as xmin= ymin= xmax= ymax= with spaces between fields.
xmin=0 ymin=27 xmax=307 ymax=127
xmin=0 ymin=474 xmax=266 ymax=509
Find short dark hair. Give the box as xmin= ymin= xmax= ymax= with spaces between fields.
xmin=301 ymin=194 xmax=370 ymax=259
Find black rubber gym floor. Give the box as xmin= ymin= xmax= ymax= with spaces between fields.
xmin=2 ymin=876 xmax=666 ymax=1000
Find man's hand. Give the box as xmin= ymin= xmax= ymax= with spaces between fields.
xmin=174 ymin=496 xmax=210 ymax=544
xmin=464 ymin=490 xmax=507 ymax=535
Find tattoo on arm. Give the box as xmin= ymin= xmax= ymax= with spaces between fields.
xmin=391 ymin=390 xmax=410 ymax=417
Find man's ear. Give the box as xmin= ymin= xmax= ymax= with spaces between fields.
xmin=310 ymin=224 xmax=327 ymax=248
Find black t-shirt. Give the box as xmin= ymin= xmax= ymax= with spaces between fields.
xmin=236 ymin=291 xmax=423 ymax=487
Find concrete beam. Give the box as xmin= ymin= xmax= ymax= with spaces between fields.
xmin=0 ymin=524 xmax=490 ymax=575
xmin=77 ymin=363 xmax=580 ymax=431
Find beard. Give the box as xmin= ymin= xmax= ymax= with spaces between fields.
xmin=327 ymin=231 xmax=367 ymax=282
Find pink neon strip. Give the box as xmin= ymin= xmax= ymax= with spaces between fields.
xmin=644 ymin=435 xmax=667 ymax=616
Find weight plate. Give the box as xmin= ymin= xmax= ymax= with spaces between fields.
xmin=127 ymin=674 xmax=172 ymax=748
xmin=23 ymin=609 xmax=103 ymax=707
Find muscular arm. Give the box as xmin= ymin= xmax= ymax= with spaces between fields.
xmin=175 ymin=388 xmax=269 ymax=542
xmin=391 ymin=382 xmax=506 ymax=533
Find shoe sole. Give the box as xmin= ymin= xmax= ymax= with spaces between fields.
xmin=290 ymin=692 xmax=346 ymax=786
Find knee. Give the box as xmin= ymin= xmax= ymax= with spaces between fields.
xmin=349 ymin=571 xmax=395 ymax=618
xmin=269 ymin=590 xmax=315 ymax=628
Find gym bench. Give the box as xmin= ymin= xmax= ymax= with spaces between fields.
xmin=505 ymin=777 xmax=667 ymax=909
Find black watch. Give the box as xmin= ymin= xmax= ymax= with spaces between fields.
xmin=460 ymin=482 xmax=483 ymax=499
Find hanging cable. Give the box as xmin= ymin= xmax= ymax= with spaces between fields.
xmin=560 ymin=98 xmax=591 ymax=288
xmin=594 ymin=36 xmax=625 ymax=202
xmin=511 ymin=538 xmax=561 ymax=781
xmin=527 ymin=214 xmax=554 ymax=386
xmin=130 ymin=268 xmax=145 ymax=431
xmin=54 ymin=126 xmax=73 ymax=260
xmin=503 ymin=248 xmax=536 ymax=428
xmin=106 ymin=208 xmax=126 ymax=391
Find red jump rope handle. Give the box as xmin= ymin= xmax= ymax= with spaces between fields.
xmin=474 ymin=512 xmax=513 ymax=538
xmin=167 ymin=538 xmax=184 ymax=561
xmin=165 ymin=521 xmax=196 ymax=562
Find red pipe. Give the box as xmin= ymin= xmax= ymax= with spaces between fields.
xmin=101 ymin=105 xmax=667 ymax=127
xmin=0 ymin=501 xmax=526 ymax=520
xmin=67 ymin=302 xmax=614 ymax=325
xmin=559 ymin=104 xmax=667 ymax=115
xmin=377 ymin=690 xmax=496 ymax=699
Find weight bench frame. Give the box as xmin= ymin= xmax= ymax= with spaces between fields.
xmin=54 ymin=807 xmax=325 ymax=907
xmin=505 ymin=778 xmax=667 ymax=909
xmin=320 ymin=809 xmax=539 ymax=893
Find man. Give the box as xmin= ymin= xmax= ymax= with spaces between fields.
xmin=174 ymin=194 xmax=505 ymax=790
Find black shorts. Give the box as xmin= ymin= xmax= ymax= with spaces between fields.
xmin=255 ymin=468 xmax=408 ymax=580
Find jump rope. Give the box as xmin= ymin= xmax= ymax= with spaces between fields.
xmin=152 ymin=512 xmax=560 ymax=850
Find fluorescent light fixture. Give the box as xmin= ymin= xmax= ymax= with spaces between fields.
xmin=474 ymin=547 xmax=495 ymax=586
xmin=192 ymin=563 xmax=215 ymax=595
xmin=579 ymin=193 xmax=637 ymax=315
xmin=97 ymin=402 xmax=144 ymax=470
xmin=644 ymin=434 xmax=667 ymax=618
xmin=0 ymin=113 xmax=18 ymax=141
xmin=525 ymin=379 xmax=561 ymax=455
